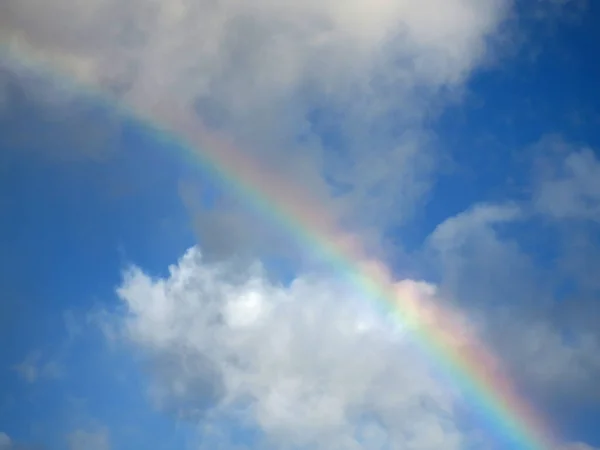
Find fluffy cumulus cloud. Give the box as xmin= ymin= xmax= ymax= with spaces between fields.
xmin=111 ymin=237 xmax=600 ymax=448
xmin=114 ymin=246 xmax=472 ymax=450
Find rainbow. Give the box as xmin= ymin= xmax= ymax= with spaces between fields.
xmin=2 ymin=50 xmax=557 ymax=450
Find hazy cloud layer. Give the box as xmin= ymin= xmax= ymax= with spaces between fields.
xmin=1 ymin=0 xmax=515 ymax=253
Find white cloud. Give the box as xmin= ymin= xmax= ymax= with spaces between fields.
xmin=113 ymin=246 xmax=471 ymax=449
xmin=109 ymin=242 xmax=600 ymax=448
xmin=67 ymin=428 xmax=111 ymax=450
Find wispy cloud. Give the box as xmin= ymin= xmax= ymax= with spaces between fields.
xmin=67 ymin=428 xmax=111 ymax=450
xmin=12 ymin=351 xmax=64 ymax=384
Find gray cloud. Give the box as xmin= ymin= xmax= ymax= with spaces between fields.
xmin=0 ymin=65 xmax=123 ymax=163
xmin=0 ymin=433 xmax=10 ymax=449
xmin=427 ymin=202 xmax=538 ymax=311
xmin=562 ymin=444 xmax=600 ymax=450
xmin=424 ymin=138 xmax=600 ymax=406
xmin=529 ymin=135 xmax=600 ymax=294
xmin=532 ymin=135 xmax=600 ymax=222
xmin=1 ymin=0 xmax=515 ymax=257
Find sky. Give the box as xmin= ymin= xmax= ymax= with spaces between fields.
xmin=0 ymin=0 xmax=600 ymax=449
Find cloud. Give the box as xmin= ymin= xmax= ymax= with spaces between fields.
xmin=1 ymin=3 xmax=598 ymax=449
xmin=0 ymin=65 xmax=123 ymax=163
xmin=528 ymin=135 xmax=600 ymax=293
xmin=67 ymin=429 xmax=110 ymax=450
xmin=528 ymin=0 xmax=588 ymax=23
xmin=491 ymin=314 xmax=600 ymax=402
xmin=425 ymin=194 xmax=600 ymax=405
xmin=111 ymin=246 xmax=475 ymax=449
xmin=562 ymin=444 xmax=600 ymax=450
xmin=0 ymin=433 xmax=11 ymax=449
xmin=107 ymin=240 xmax=600 ymax=449
xmin=532 ymin=135 xmax=600 ymax=222
xmin=427 ymin=202 xmax=534 ymax=309
xmin=1 ymin=0 xmax=515 ymax=252
xmin=428 ymin=202 xmax=522 ymax=252
xmin=178 ymin=179 xmax=292 ymax=263
xmin=12 ymin=351 xmax=64 ymax=384
xmin=0 ymin=433 xmax=43 ymax=450
xmin=1 ymin=0 xmax=509 ymax=100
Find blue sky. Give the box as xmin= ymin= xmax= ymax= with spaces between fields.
xmin=1 ymin=1 xmax=600 ymax=449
